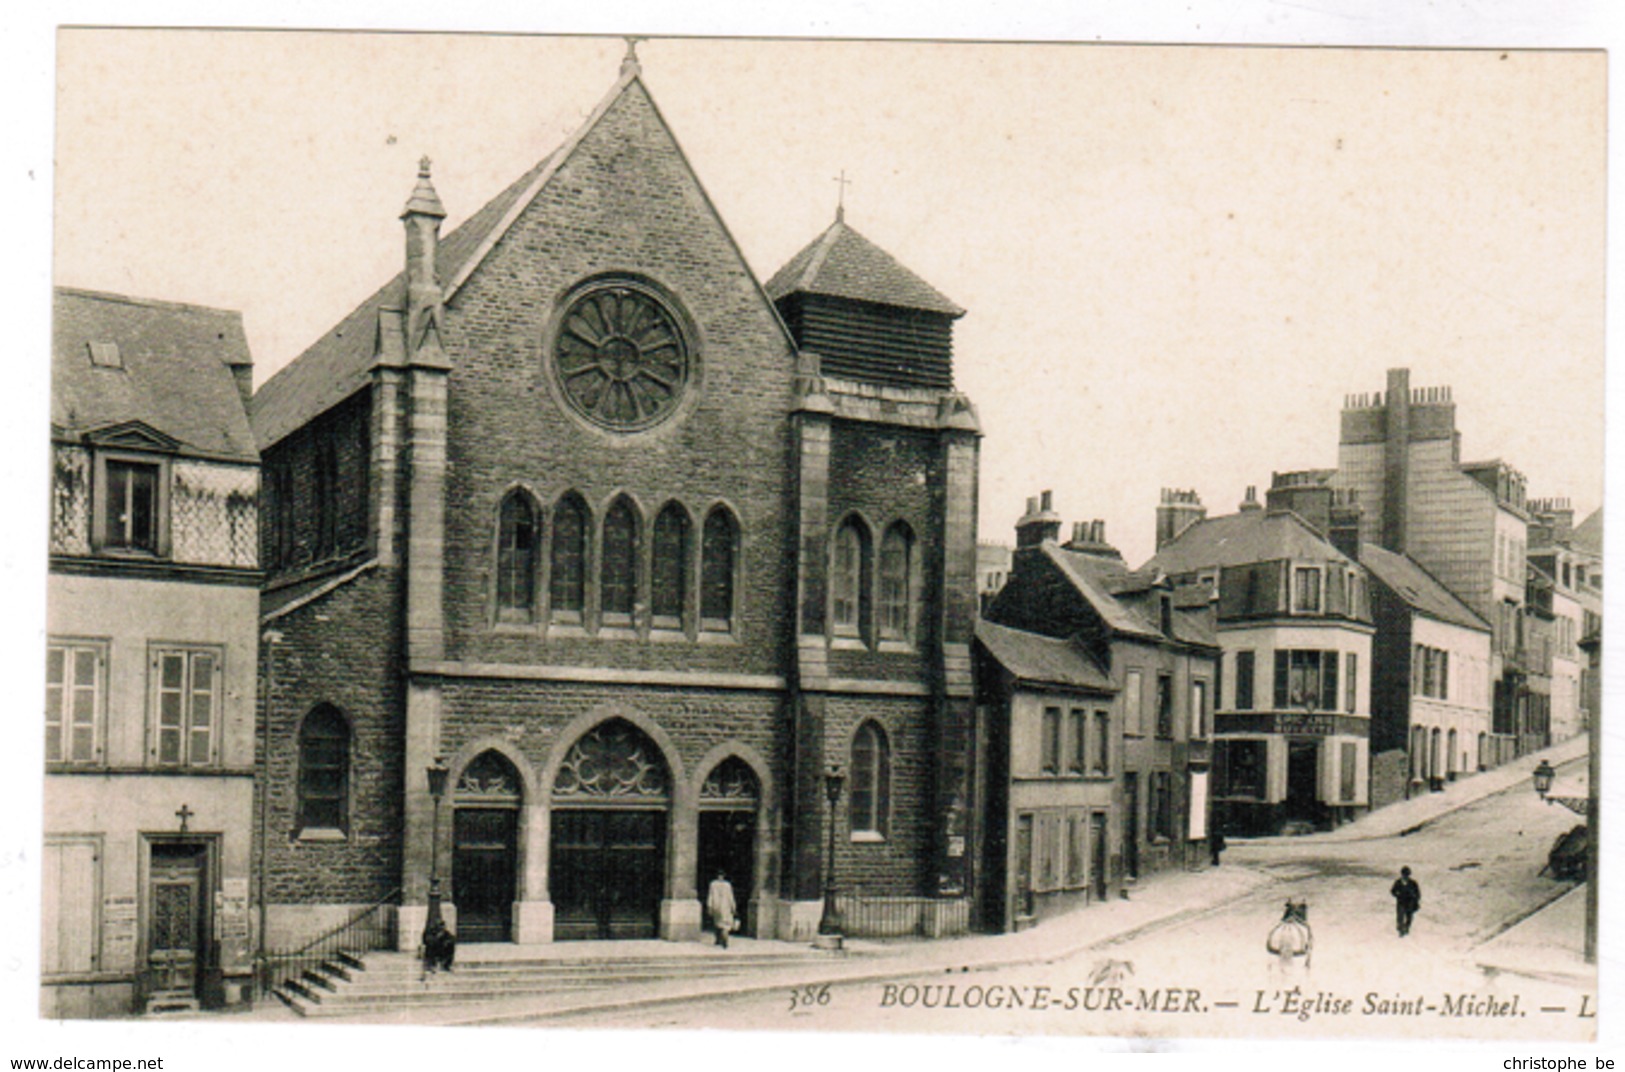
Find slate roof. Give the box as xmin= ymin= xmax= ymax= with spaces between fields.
xmin=764 ymin=218 xmax=964 ymax=317
xmin=1048 ymin=546 xmax=1164 ymax=641
xmin=976 ymin=619 xmax=1114 ymax=693
xmin=1142 ymin=509 xmax=1355 ymax=577
xmin=1044 ymin=545 xmax=1218 ymax=649
xmin=251 ymin=146 xmax=563 ymax=449
xmin=1358 ymin=543 xmax=1489 ymax=633
xmin=53 ymin=287 xmax=257 ymax=462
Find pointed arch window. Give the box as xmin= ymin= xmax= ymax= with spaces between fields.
xmin=878 ymin=523 xmax=915 ymax=643
xmin=850 ymin=720 xmax=891 ymax=839
xmin=651 ymin=503 xmax=691 ymax=629
xmin=832 ymin=517 xmax=870 ymax=639
xmin=601 ymin=497 xmax=639 ymax=625
xmin=701 ymin=507 xmax=738 ymax=631
xmin=496 ymin=491 xmax=539 ymax=622
xmin=298 ymin=705 xmax=349 ymax=835
xmin=550 ymin=493 xmax=588 ymax=623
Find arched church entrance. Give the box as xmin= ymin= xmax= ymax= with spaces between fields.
xmin=549 ymin=719 xmax=670 ymax=940
xmin=696 ymin=756 xmax=760 ymax=938
xmin=452 ymin=750 xmax=522 ymax=943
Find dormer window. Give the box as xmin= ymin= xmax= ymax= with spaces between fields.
xmin=86 ymin=341 xmax=122 ymax=369
xmin=1292 ymin=566 xmax=1322 ymax=614
xmin=95 ymin=456 xmax=166 ymax=555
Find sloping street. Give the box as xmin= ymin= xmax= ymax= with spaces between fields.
xmin=551 ymin=753 xmax=1593 ymax=1041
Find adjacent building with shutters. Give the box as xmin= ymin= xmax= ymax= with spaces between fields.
xmin=1143 ymin=492 xmax=1373 ymax=836
xmin=1357 ymin=542 xmax=1493 ymax=805
xmin=45 ymin=288 xmax=260 ymax=1016
xmin=980 ymin=493 xmax=1220 ymax=925
xmin=251 ymin=54 xmax=982 ymax=951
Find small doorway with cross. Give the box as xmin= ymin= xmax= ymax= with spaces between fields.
xmin=142 ymin=831 xmax=216 ymax=1013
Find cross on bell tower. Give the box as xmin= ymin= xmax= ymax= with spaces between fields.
xmin=833 ymin=170 xmax=853 ymax=223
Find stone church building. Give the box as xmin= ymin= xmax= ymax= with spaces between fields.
xmin=252 ymin=53 xmax=981 ymax=949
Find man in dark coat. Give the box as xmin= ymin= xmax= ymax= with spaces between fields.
xmin=423 ymin=916 xmax=456 ymax=973
xmin=1390 ymin=866 xmax=1421 ymax=937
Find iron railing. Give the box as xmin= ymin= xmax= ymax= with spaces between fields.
xmin=257 ymin=888 xmax=399 ymax=1000
xmin=834 ymin=892 xmax=971 ymax=939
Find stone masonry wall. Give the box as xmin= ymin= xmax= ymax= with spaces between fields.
xmin=260 ymin=566 xmax=405 ymax=907
xmin=436 ymin=80 xmax=798 ymax=680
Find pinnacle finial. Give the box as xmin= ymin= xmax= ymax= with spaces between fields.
xmin=418 ymin=155 xmax=432 ymax=178
xmin=621 ymin=36 xmax=644 ymax=77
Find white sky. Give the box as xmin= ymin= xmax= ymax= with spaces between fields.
xmin=51 ymin=32 xmax=1605 ymax=567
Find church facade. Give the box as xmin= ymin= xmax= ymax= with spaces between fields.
xmin=252 ymin=56 xmax=981 ymax=950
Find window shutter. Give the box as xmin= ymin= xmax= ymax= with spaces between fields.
xmin=1273 ymin=650 xmax=1288 ymax=709
xmin=1320 ymin=650 xmax=1339 ymax=712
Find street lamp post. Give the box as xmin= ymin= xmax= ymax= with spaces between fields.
xmin=1532 ymin=759 xmax=1556 ymax=801
xmin=817 ymin=765 xmax=845 ymax=948
xmin=423 ymin=756 xmax=450 ymax=943
xmin=1530 ymin=754 xmax=1598 ymax=965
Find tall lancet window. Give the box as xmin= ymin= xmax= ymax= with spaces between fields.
xmin=496 ymin=491 xmax=538 ymax=622
xmin=601 ymin=497 xmax=639 ymax=626
xmin=878 ymin=522 xmax=915 ymax=643
xmin=701 ymin=507 xmax=738 ymax=631
xmin=550 ymin=493 xmax=588 ymax=624
xmin=832 ymin=517 xmax=870 ymax=639
xmin=651 ymin=503 xmax=690 ymax=629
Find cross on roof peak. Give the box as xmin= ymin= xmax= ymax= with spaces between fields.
xmin=621 ymin=36 xmax=645 ymax=77
xmin=833 ymin=170 xmax=853 ymax=223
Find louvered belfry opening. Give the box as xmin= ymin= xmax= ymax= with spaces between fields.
xmin=775 ymin=292 xmax=955 ymax=391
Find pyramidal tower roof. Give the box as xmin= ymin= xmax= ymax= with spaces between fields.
xmin=765 ymin=216 xmax=964 ymax=318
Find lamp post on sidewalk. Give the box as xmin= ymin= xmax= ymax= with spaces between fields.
xmin=1530 ymin=751 xmax=1597 ymax=965
xmin=423 ymin=756 xmax=450 ymax=939
xmin=817 ymin=765 xmax=845 ymax=949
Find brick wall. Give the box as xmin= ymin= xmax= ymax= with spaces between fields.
xmin=1369 ymin=747 xmax=1410 ymax=809
xmin=825 ymin=695 xmax=935 ymax=896
xmin=437 ymin=680 xmax=784 ymax=787
xmin=435 ymin=81 xmax=797 ymax=683
xmin=261 ymin=390 xmax=372 ymax=574
xmin=260 ymin=566 xmax=405 ymax=906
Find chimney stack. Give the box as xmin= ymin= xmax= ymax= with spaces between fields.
xmin=1155 ymin=488 xmax=1206 ymax=550
xmin=1015 ymin=490 xmax=1063 ymax=549
xmin=1063 ymin=517 xmax=1123 ymax=561
xmin=1381 ymin=367 xmax=1411 ymax=552
xmin=1238 ymin=485 xmax=1262 ymax=512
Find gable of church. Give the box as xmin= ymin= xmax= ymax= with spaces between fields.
xmin=431 ymin=77 xmax=800 ymax=668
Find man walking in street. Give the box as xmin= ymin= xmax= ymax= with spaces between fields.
xmin=1390 ymin=866 xmax=1421 ymax=937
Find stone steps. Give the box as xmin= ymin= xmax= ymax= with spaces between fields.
xmin=276 ymin=948 xmax=842 ymax=1017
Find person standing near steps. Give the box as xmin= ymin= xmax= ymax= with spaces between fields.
xmin=707 ymin=870 xmax=738 ymax=949
xmin=1390 ymin=866 xmax=1421 ymax=937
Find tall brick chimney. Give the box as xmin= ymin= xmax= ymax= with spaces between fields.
xmin=1015 ymin=490 xmax=1062 ymax=549
xmin=1155 ymin=488 xmax=1205 ymax=550
xmin=1381 ymin=367 xmax=1411 ymax=552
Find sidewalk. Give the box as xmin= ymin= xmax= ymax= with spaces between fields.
xmin=1472 ymin=885 xmax=1593 ymax=989
xmin=450 ymin=863 xmax=1279 ymax=1026
xmin=1248 ymin=734 xmax=1588 ymax=845
xmin=213 ymin=739 xmax=1589 ymax=1027
xmin=216 ymin=863 xmax=1277 ymax=1027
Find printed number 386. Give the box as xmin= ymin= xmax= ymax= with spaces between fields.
xmin=788 ymin=983 xmax=832 ymax=1011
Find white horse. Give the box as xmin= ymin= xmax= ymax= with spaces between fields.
xmin=1266 ymin=899 xmax=1313 ymax=976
